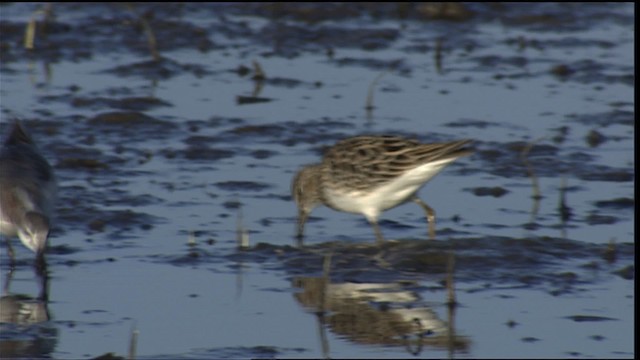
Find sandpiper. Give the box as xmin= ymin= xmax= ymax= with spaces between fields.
xmin=0 ymin=121 xmax=57 ymax=264
xmin=292 ymin=135 xmax=472 ymax=243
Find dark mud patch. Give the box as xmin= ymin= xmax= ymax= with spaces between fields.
xmin=135 ymin=345 xmax=307 ymax=360
xmin=584 ymin=213 xmax=618 ymax=226
xmin=594 ymin=197 xmax=634 ymax=210
xmin=153 ymin=249 xmax=220 ymax=267
xmin=1 ymin=3 xmax=633 ymax=75
xmin=83 ymin=111 xmax=179 ymax=144
xmin=84 ymin=209 xmax=160 ymax=239
xmin=470 ymin=186 xmax=509 ymax=197
xmin=53 ymin=140 xmax=156 ymax=174
xmin=56 ymin=186 xmax=163 ymax=237
xmin=249 ymin=149 xmax=277 ymax=160
xmin=548 ymin=60 xmax=634 ymax=86
xmin=180 ymin=147 xmax=235 ymax=162
xmin=333 ymin=57 xmax=409 ymax=73
xmin=472 ymin=138 xmax=634 ymax=182
xmin=215 ymin=181 xmax=271 ymax=192
xmin=444 ymin=118 xmax=511 ymax=129
xmin=182 ymin=119 xmax=356 ymax=148
xmin=253 ymin=23 xmax=400 ymax=56
xmin=71 ymin=96 xmax=172 ymax=112
xmin=236 ymin=95 xmax=274 ymax=105
xmin=57 ymin=157 xmax=110 ymax=171
xmin=229 ymin=124 xmax=287 ymax=137
xmin=222 ymin=237 xmax=635 ymax=295
xmin=88 ymin=111 xmax=174 ymax=128
xmin=0 ymin=3 xmax=214 ymax=64
xmin=497 ymin=3 xmax=630 ymax=32
xmin=565 ymin=315 xmax=618 ymax=322
xmin=611 ymin=265 xmax=634 ymax=280
xmin=566 ymin=110 xmax=634 ymax=127
xmin=577 ymin=168 xmax=634 ymax=182
xmin=104 ymin=57 xmax=211 ymax=80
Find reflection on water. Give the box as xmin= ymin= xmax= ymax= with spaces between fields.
xmin=292 ymin=250 xmax=470 ymax=357
xmin=0 ymin=262 xmax=57 ymax=358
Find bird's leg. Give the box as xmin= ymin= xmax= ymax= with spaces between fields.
xmin=5 ymin=238 xmax=16 ymax=269
xmin=35 ymin=251 xmax=47 ymax=279
xmin=413 ymin=197 xmax=436 ymax=240
xmin=296 ymin=210 xmax=309 ymax=246
xmin=369 ymin=219 xmax=386 ymax=244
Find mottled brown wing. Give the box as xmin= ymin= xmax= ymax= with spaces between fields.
xmin=322 ymin=136 xmax=471 ymax=191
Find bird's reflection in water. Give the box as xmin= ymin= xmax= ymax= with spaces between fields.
xmin=293 ymin=276 xmax=470 ymax=357
xmin=0 ymin=258 xmax=57 ymax=358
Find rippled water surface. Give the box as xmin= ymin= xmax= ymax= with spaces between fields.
xmin=0 ymin=3 xmax=634 ymax=359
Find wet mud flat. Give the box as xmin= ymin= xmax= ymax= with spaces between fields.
xmin=0 ymin=2 xmax=635 ymax=359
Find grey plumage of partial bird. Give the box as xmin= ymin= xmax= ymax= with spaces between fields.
xmin=0 ymin=121 xmax=57 ymax=264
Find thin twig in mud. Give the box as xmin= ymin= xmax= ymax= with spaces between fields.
xmin=128 ymin=322 xmax=139 ymax=360
xmin=24 ymin=14 xmax=37 ymax=49
xmin=603 ymin=238 xmax=617 ymax=264
xmin=187 ymin=230 xmax=196 ymax=247
xmin=236 ymin=207 xmax=249 ymax=250
xmin=557 ymin=176 xmax=571 ymax=239
xmin=445 ymin=249 xmax=456 ymax=307
xmin=365 ymin=71 xmax=387 ymax=112
xmin=250 ymin=61 xmax=266 ymax=97
xmin=434 ymin=37 xmax=444 ymax=74
xmin=520 ymin=137 xmax=546 ymax=201
xmin=24 ymin=4 xmax=53 ymax=49
xmin=558 ymin=176 xmax=572 ymax=222
xmin=365 ymin=61 xmax=401 ymax=122
xmin=125 ymin=3 xmax=161 ymax=62
xmin=252 ymin=60 xmax=266 ymax=81
xmin=521 ymin=137 xmax=546 ymax=225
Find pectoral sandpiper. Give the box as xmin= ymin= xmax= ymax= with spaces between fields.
xmin=292 ymin=135 xmax=472 ymax=243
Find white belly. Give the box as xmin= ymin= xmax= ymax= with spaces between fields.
xmin=323 ymin=158 xmax=456 ymax=221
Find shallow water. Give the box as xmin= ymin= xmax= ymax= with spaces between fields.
xmin=0 ymin=3 xmax=634 ymax=359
